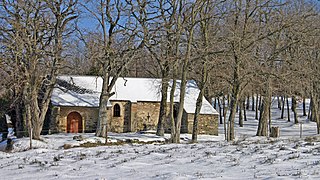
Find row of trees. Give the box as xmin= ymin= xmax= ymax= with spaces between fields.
xmin=0 ymin=0 xmax=78 ymax=140
xmin=0 ymin=0 xmax=319 ymax=142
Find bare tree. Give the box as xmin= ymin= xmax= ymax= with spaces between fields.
xmin=81 ymin=0 xmax=142 ymax=138
xmin=191 ymin=0 xmax=225 ymax=143
xmin=172 ymin=0 xmax=203 ymax=143
xmin=222 ymin=0 xmax=280 ymax=141
xmin=256 ymin=0 xmax=319 ymax=136
xmin=129 ymin=0 xmax=185 ymax=137
xmin=0 ymin=0 xmax=78 ymax=140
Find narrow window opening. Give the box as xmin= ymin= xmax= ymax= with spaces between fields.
xmin=113 ymin=104 xmax=121 ymax=117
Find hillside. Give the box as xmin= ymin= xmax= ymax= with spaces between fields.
xmin=0 ymin=98 xmax=320 ymax=179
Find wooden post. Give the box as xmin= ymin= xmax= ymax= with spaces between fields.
xmin=270 ymin=127 xmax=280 ymax=138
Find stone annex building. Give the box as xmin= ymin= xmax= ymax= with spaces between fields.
xmin=49 ymin=76 xmax=219 ymax=135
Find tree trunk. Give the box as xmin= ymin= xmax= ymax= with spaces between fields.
xmin=157 ymin=78 xmax=169 ymax=136
xmin=227 ymin=83 xmax=240 ymax=141
xmin=0 ymin=113 xmax=8 ymax=141
xmin=223 ymin=96 xmax=227 ymax=140
xmin=269 ymin=101 xmax=272 ymax=133
xmin=174 ymin=78 xmax=187 ymax=143
xmin=246 ymin=96 xmax=250 ymax=110
xmin=227 ymin=96 xmax=238 ymax=141
xmin=25 ymin=75 xmax=55 ymax=140
xmin=218 ymin=98 xmax=223 ymax=124
xmin=96 ymin=94 xmax=110 ymax=138
xmin=258 ymin=95 xmax=262 ymax=111
xmin=213 ymin=98 xmax=217 ymax=109
xmin=255 ymin=94 xmax=259 ymax=120
xmin=173 ymin=5 xmax=196 ymax=143
xmin=286 ymin=97 xmax=291 ymax=122
xmin=223 ymin=95 xmax=226 ymax=117
xmin=311 ymin=97 xmax=315 ymax=122
xmin=257 ymin=79 xmax=271 ymax=136
xmin=292 ymin=96 xmax=299 ymax=124
xmin=257 ymin=94 xmax=271 ymax=136
xmin=239 ymin=100 xmax=244 ymax=127
xmin=96 ymin=71 xmax=111 ymax=137
xmin=277 ymin=96 xmax=282 ymax=109
xmin=243 ymin=100 xmax=247 ymax=121
xmin=303 ymin=97 xmax=307 ymax=116
xmin=23 ymin=84 xmax=33 ymax=142
xmin=308 ymin=98 xmax=312 ymax=120
xmin=281 ymin=96 xmax=285 ymax=119
xmin=169 ymin=78 xmax=176 ymax=142
xmin=15 ymin=102 xmax=25 ymax=138
xmin=311 ymin=92 xmax=319 ymax=133
xmin=32 ymin=81 xmax=55 ymax=140
xmin=251 ymin=93 xmax=255 ymax=111
xmin=25 ymin=103 xmax=32 ymax=149
xmin=192 ymin=84 xmax=204 ymax=143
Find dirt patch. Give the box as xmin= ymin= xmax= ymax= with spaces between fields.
xmin=63 ymin=139 xmax=165 ymax=149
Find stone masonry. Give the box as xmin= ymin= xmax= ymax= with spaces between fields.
xmin=50 ymin=101 xmax=218 ymax=135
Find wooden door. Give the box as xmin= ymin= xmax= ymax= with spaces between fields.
xmin=67 ymin=112 xmax=82 ymax=133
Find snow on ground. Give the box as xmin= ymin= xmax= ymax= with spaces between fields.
xmin=1 ymin=97 xmax=320 ymax=179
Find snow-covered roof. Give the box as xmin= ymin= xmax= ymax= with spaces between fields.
xmin=51 ymin=75 xmax=218 ymax=115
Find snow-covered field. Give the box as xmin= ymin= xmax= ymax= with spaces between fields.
xmin=1 ymin=98 xmax=320 ymax=179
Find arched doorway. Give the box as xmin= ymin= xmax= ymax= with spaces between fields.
xmin=67 ymin=112 xmax=83 ymax=133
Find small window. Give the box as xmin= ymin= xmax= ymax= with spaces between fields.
xmin=113 ymin=104 xmax=121 ymax=117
